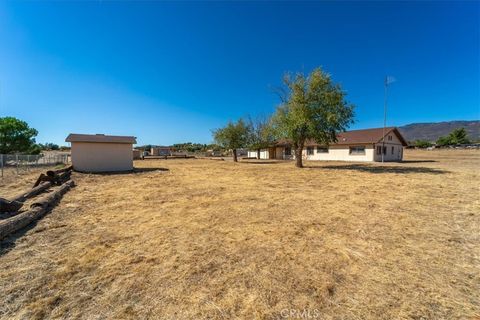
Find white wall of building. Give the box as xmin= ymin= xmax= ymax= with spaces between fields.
xmin=301 ymin=145 xmax=375 ymax=162
xmin=247 ymin=140 xmax=404 ymax=162
xmin=247 ymin=150 xmax=269 ymax=159
xmin=373 ymin=132 xmax=404 ymax=161
xmin=71 ymin=142 xmax=134 ymax=172
xmin=248 ymin=145 xmax=376 ymax=161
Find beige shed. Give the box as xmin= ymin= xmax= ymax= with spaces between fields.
xmin=65 ymin=134 xmax=137 ymax=172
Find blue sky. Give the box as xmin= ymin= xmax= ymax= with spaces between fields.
xmin=0 ymin=1 xmax=478 ymax=146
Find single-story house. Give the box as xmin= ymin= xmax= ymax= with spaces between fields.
xmin=151 ymin=146 xmax=171 ymax=156
xmin=247 ymin=127 xmax=408 ymax=162
xmin=65 ymin=133 xmax=137 ymax=172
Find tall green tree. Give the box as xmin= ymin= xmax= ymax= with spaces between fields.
xmin=247 ymin=115 xmax=276 ymax=159
xmin=449 ymin=128 xmax=470 ymax=144
xmin=436 ymin=127 xmax=470 ymax=146
xmin=271 ymin=68 xmax=355 ymax=168
xmin=0 ymin=117 xmax=39 ymax=154
xmin=213 ymin=119 xmax=249 ymax=162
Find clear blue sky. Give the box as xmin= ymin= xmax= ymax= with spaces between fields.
xmin=0 ymin=1 xmax=478 ymax=146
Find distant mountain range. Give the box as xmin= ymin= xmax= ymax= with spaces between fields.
xmin=398 ymin=120 xmax=480 ymax=142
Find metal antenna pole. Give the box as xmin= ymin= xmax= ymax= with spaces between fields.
xmin=382 ymin=77 xmax=388 ymax=163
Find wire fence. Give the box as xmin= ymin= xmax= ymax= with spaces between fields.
xmin=0 ymin=154 xmax=70 ymax=177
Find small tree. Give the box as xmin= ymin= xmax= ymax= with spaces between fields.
xmin=213 ymin=119 xmax=249 ymax=162
xmin=271 ymin=68 xmax=355 ymax=168
xmin=436 ymin=128 xmax=470 ymax=146
xmin=414 ymin=140 xmax=433 ymax=148
xmin=0 ymin=117 xmax=39 ymax=154
xmin=449 ymin=128 xmax=470 ymax=144
xmin=40 ymin=142 xmax=60 ymax=151
xmin=436 ymin=135 xmax=451 ymax=147
xmin=247 ymin=115 xmax=276 ymax=159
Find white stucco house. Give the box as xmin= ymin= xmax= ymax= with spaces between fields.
xmin=66 ymin=133 xmax=137 ymax=172
xmin=247 ymin=127 xmax=408 ymax=162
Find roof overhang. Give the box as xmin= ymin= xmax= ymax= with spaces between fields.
xmin=65 ymin=133 xmax=137 ymax=144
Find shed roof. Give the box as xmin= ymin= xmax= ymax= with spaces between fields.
xmin=276 ymin=127 xmax=408 ymax=147
xmin=65 ymin=134 xmax=137 ymax=144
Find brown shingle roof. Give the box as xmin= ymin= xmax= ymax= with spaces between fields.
xmin=275 ymin=127 xmax=408 ymax=147
xmin=333 ymin=127 xmax=407 ymax=145
xmin=65 ymin=134 xmax=137 ymax=144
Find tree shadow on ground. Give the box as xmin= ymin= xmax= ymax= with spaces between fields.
xmin=134 ymin=167 xmax=169 ymax=173
xmin=76 ymin=167 xmax=169 ymax=175
xmin=401 ymin=160 xmax=437 ymax=163
xmin=308 ymin=164 xmax=448 ymax=174
xmin=240 ymin=161 xmax=281 ymax=165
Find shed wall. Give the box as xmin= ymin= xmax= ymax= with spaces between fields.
xmin=71 ymin=142 xmax=133 ymax=172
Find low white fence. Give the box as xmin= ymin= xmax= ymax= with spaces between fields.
xmin=0 ymin=154 xmax=70 ymax=177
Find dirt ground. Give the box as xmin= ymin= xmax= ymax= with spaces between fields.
xmin=0 ymin=149 xmax=479 ymax=319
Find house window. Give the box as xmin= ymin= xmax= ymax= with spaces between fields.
xmin=391 ymin=146 xmax=394 ymax=154
xmin=349 ymin=146 xmax=366 ymax=155
xmin=306 ymin=146 xmax=314 ymax=155
xmin=284 ymin=147 xmax=291 ymax=156
xmin=317 ymin=146 xmax=328 ymax=153
xmin=388 ymin=135 xmax=392 ymax=141
xmin=377 ymin=146 xmax=387 ymax=154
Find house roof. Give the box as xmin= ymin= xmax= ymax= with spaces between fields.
xmin=276 ymin=127 xmax=408 ymax=147
xmin=333 ymin=127 xmax=408 ymax=146
xmin=65 ymin=134 xmax=137 ymax=144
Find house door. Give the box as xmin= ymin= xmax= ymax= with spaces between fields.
xmin=268 ymin=147 xmax=275 ymax=159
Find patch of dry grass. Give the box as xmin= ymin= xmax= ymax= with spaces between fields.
xmin=0 ymin=149 xmax=479 ymax=319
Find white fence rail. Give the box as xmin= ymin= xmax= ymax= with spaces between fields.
xmin=0 ymin=154 xmax=70 ymax=177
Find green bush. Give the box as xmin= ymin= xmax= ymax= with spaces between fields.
xmin=415 ymin=140 xmax=433 ymax=148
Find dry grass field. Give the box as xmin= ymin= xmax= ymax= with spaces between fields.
xmin=0 ymin=149 xmax=479 ymax=319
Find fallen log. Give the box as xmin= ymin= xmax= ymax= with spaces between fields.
xmin=33 ymin=172 xmax=58 ymax=188
xmin=30 ymin=180 xmax=74 ymax=209
xmin=0 ymin=198 xmax=23 ymax=213
xmin=11 ymin=169 xmax=72 ymax=204
xmin=53 ymin=165 xmax=73 ymax=174
xmin=0 ymin=180 xmax=74 ymax=240
xmin=11 ymin=182 xmax=52 ymax=203
xmin=33 ymin=166 xmax=73 ymax=187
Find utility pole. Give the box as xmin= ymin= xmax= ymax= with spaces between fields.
xmin=382 ymin=76 xmax=395 ymax=163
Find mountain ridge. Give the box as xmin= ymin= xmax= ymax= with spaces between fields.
xmin=397 ymin=120 xmax=479 ymax=142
